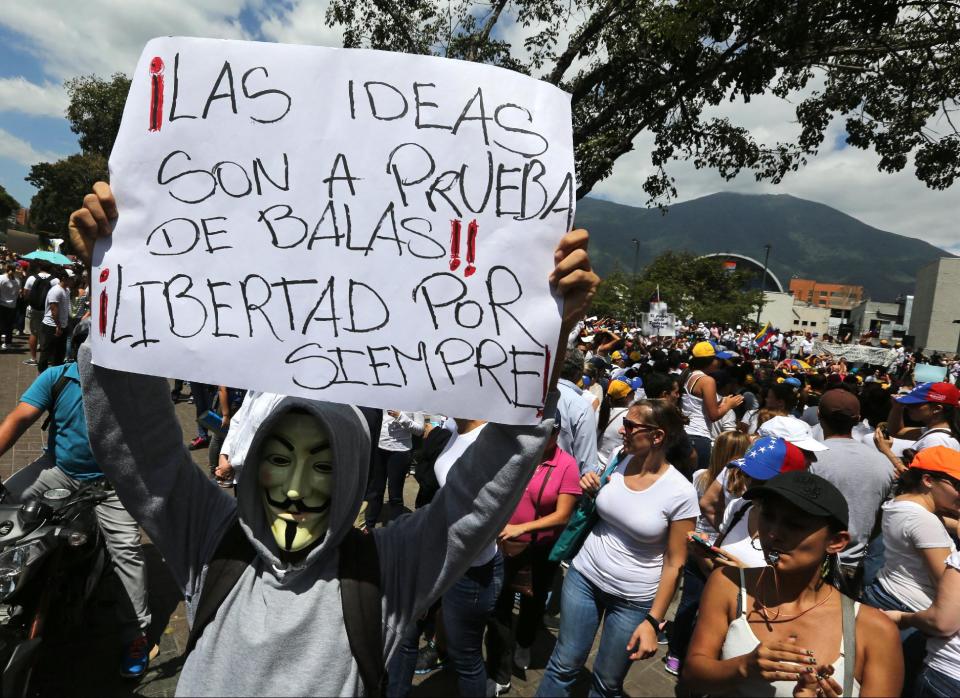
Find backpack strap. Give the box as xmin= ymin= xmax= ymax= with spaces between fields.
xmin=41 ymin=368 xmax=74 ymax=432
xmin=185 ymin=518 xmax=255 ymax=655
xmin=715 ymin=501 xmax=751 ymax=549
xmin=841 ymin=595 xmax=856 ymax=698
xmin=339 ymin=528 xmax=384 ymax=697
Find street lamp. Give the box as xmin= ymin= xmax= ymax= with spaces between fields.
xmin=755 ymin=243 xmax=772 ymax=326
xmin=632 ymin=238 xmax=640 ymax=325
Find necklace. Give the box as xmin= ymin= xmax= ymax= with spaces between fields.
xmin=756 ymin=565 xmax=835 ymax=623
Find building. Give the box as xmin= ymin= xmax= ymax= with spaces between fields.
xmin=788 ymin=278 xmax=864 ymax=310
xmin=759 ymin=291 xmax=831 ymax=334
xmin=850 ymin=296 xmax=913 ymax=342
xmin=908 ymin=258 xmax=960 ymax=354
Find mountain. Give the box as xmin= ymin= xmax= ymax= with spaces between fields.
xmin=573 ymin=192 xmax=953 ymax=302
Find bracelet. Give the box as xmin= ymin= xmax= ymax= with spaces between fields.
xmin=644 ymin=613 xmax=661 ymax=631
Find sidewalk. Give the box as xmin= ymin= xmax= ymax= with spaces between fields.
xmin=0 ymin=334 xmax=680 ymax=697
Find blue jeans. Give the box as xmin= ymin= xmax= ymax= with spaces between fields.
xmin=442 ymin=553 xmax=504 ymax=697
xmin=536 ymin=566 xmax=652 ymax=698
xmin=861 ymin=534 xmax=885 ymax=591
xmin=687 ymin=435 xmax=712 ymax=473
xmin=667 ymin=562 xmax=706 ymax=666
xmin=863 ymin=580 xmax=927 ymax=695
xmin=387 ymin=620 xmax=421 ymax=698
xmin=916 ymin=667 xmax=960 ymax=697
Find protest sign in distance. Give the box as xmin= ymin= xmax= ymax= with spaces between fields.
xmin=92 ymin=37 xmax=575 ymax=425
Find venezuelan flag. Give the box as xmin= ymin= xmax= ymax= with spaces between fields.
xmin=754 ymin=322 xmax=775 ymax=347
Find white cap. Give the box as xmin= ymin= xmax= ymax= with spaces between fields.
xmin=758 ymin=416 xmax=829 ymax=452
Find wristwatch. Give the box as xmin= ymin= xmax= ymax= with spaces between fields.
xmin=644 ymin=613 xmax=661 ymax=631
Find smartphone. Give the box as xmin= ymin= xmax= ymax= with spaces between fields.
xmin=688 ymin=535 xmax=728 ymax=559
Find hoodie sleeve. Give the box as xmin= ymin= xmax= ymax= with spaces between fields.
xmin=78 ymin=345 xmax=237 ymax=595
xmin=375 ymin=392 xmax=558 ymax=654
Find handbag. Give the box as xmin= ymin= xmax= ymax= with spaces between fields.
xmin=548 ymin=451 xmax=623 ymax=563
xmin=500 ymin=464 xmax=554 ymax=597
xmin=196 ymin=391 xmax=228 ymax=436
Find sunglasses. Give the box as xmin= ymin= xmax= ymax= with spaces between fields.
xmin=935 ymin=475 xmax=960 ymax=492
xmin=621 ymin=418 xmax=661 ymax=434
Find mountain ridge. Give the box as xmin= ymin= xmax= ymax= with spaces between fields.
xmin=573 ymin=192 xmax=954 ymax=302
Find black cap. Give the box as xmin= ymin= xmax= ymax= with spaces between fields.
xmin=744 ymin=471 xmax=849 ymax=530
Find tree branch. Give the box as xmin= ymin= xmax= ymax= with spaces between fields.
xmin=546 ymin=0 xmax=620 ymax=85
xmin=466 ymin=0 xmax=510 ymax=61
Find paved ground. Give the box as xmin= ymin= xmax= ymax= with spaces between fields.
xmin=0 ymin=331 xmax=681 ymax=697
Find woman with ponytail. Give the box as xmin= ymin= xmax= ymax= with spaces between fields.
xmin=683 ymin=471 xmax=903 ymax=697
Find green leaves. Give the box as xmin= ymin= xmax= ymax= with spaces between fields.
xmin=325 ymin=0 xmax=960 ymax=202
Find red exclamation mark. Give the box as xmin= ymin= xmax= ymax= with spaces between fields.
xmin=148 ymin=57 xmax=164 ymax=132
xmin=449 ymin=219 xmax=461 ymax=271
xmin=98 ymin=269 xmax=110 ymax=337
xmin=465 ymin=219 xmax=478 ymax=277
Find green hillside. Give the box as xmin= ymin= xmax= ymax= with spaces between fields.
xmin=574 ymin=193 xmax=953 ymax=302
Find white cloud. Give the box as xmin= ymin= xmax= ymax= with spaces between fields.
xmin=0 ymin=1 xmax=263 ymax=81
xmin=0 ymin=127 xmax=60 ymax=165
xmin=258 ymin=0 xmax=343 ymax=47
xmin=592 ymin=80 xmax=960 ymax=253
xmin=0 ymin=77 xmax=68 ymax=118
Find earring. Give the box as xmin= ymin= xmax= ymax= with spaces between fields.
xmin=820 ymin=556 xmax=830 ymax=580
xmin=751 ymin=537 xmax=763 ymax=551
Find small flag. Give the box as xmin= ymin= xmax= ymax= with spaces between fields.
xmin=754 ymin=322 xmax=775 ymax=347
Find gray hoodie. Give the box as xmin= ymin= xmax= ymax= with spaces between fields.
xmin=77 ymin=345 xmax=555 ymax=696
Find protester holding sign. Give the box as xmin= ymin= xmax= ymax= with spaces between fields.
xmin=68 ymin=176 xmax=598 ymax=695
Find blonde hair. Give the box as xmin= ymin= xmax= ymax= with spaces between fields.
xmin=755 ymin=408 xmax=787 ymax=430
xmin=696 ymin=431 xmax=750 ymax=492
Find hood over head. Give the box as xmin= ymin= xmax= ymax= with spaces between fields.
xmin=235 ymin=397 xmax=370 ymax=575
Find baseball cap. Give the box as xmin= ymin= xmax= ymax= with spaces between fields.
xmin=731 ymin=436 xmax=808 ymax=480
xmin=629 ymin=351 xmax=642 ymax=362
xmin=607 ymin=380 xmax=632 ymax=400
xmin=611 ymin=351 xmax=623 ymax=361
xmin=818 ymin=389 xmax=860 ymax=419
xmin=910 ymin=446 xmax=960 ymax=480
xmin=629 ymin=376 xmax=644 ymax=391
xmin=691 ymin=341 xmax=734 ymax=360
xmin=896 ymin=382 xmax=960 ymax=407
xmin=758 ymin=416 xmax=829 ymax=452
xmin=744 ymin=471 xmax=849 ymax=530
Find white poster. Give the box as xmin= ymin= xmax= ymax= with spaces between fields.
xmin=643 ymin=304 xmax=676 ymax=338
xmin=91 ymin=37 xmax=575 ymax=424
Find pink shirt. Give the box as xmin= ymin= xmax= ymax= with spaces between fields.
xmin=509 ymin=446 xmax=581 ymax=544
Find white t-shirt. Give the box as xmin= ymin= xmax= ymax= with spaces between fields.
xmin=42 ymin=283 xmax=69 ymax=328
xmin=574 ymin=465 xmax=699 ymax=601
xmin=913 ymin=428 xmax=960 ymax=453
xmin=717 ymin=497 xmax=766 ymax=568
xmin=877 ymin=499 xmax=956 ymax=610
xmin=0 ymin=274 xmax=20 ymax=308
xmin=693 ymin=469 xmax=720 ymax=544
xmin=925 ymin=551 xmax=960 ymax=680
xmin=377 ymin=411 xmax=424 ymax=452
xmin=434 ymin=422 xmax=493 ymax=567
xmin=598 ymin=407 xmax=629 ymax=467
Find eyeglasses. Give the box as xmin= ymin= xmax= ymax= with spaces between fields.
xmin=935 ymin=476 xmax=960 ymax=492
xmin=621 ymin=418 xmax=661 ymax=434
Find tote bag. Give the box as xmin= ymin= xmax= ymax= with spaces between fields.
xmin=548 ymin=451 xmax=624 ymax=563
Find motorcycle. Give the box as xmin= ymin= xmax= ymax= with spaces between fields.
xmin=0 ymin=479 xmax=109 ymax=697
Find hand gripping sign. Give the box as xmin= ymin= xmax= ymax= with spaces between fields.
xmin=92 ymin=37 xmax=575 ymax=425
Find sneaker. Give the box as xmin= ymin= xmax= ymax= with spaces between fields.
xmin=188 ymin=436 xmax=210 ymax=450
xmin=120 ymin=635 xmax=150 ymax=678
xmin=414 ymin=641 xmax=446 ymax=675
xmin=23 ymin=359 xmax=37 ymax=366
xmin=657 ymin=628 xmax=669 ymax=645
xmin=486 ymin=678 xmax=511 ymax=696
xmin=513 ymin=644 xmax=531 ymax=670
xmin=664 ymin=653 xmax=681 ymax=676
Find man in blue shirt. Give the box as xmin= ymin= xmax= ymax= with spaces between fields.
xmin=555 ymin=348 xmax=599 ymax=475
xmin=0 ymin=359 xmax=152 ymax=678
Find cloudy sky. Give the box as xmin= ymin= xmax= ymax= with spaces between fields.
xmin=1 ymin=0 xmax=958 ymax=254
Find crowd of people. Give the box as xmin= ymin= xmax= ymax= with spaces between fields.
xmin=3 ymin=200 xmax=960 ymax=698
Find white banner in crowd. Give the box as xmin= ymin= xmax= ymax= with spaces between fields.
xmin=642 ymin=303 xmax=676 ymax=337
xmin=92 ymin=37 xmax=575 ymax=424
xmin=812 ymin=341 xmax=898 ymax=369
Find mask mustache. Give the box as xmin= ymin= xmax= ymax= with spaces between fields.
xmin=266 ymin=494 xmax=331 ymax=514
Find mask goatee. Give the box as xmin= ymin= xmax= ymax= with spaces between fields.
xmin=284 ymin=520 xmax=298 ymax=551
